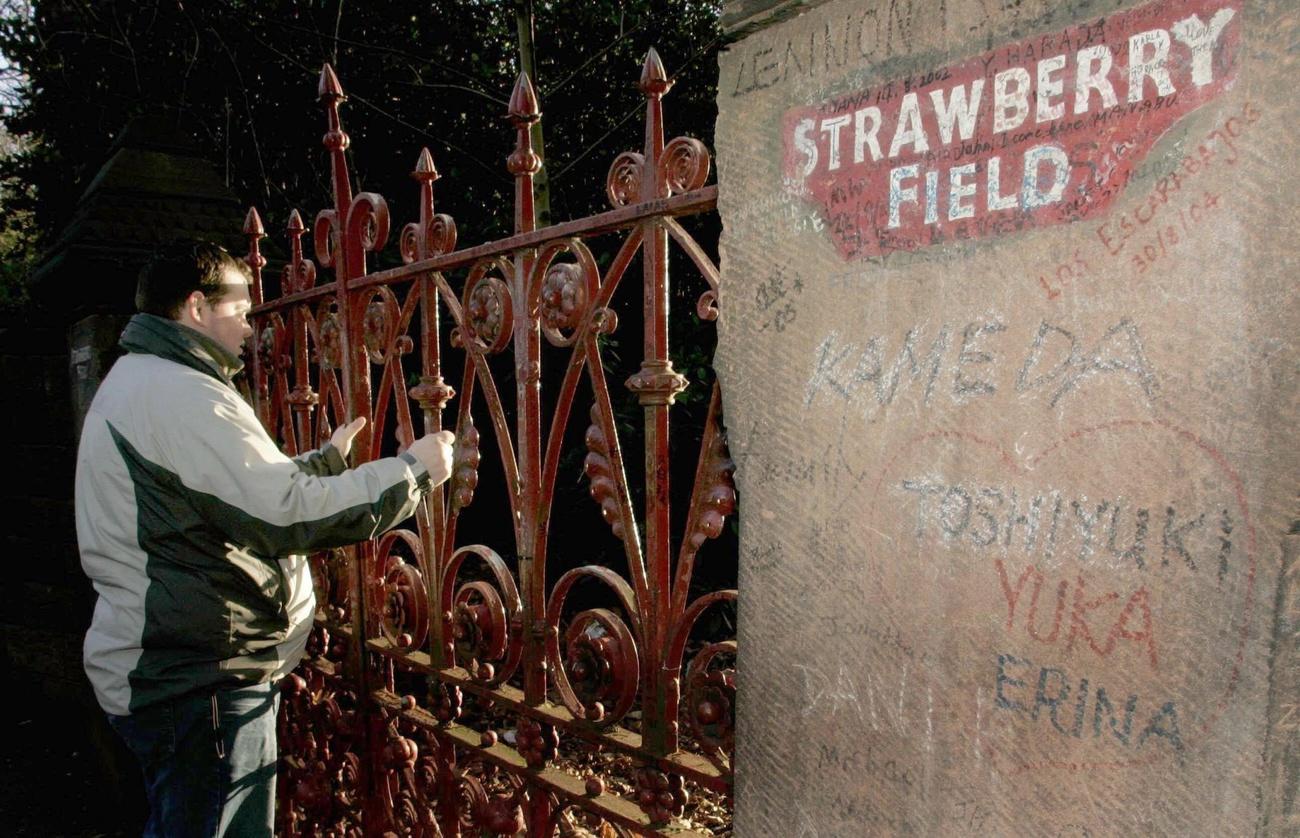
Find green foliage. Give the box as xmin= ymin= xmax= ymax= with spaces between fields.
xmin=0 ymin=124 xmax=37 ymax=312
xmin=0 ymin=3 xmax=36 ymax=312
xmin=0 ymin=0 xmax=722 ymax=257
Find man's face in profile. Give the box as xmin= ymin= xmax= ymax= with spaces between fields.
xmin=197 ymin=268 xmax=254 ymax=357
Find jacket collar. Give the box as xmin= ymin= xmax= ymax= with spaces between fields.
xmin=119 ymin=313 xmax=245 ymax=386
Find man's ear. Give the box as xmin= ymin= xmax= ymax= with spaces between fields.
xmin=180 ymin=290 xmax=207 ymax=326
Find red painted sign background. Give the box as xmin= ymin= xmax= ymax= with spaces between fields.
xmin=782 ymin=0 xmax=1242 ymax=260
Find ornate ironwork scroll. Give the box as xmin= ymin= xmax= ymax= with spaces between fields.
xmin=246 ymin=50 xmax=732 ymax=836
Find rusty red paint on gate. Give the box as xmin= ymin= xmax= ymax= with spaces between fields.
xmin=782 ymin=0 xmax=1241 ymax=260
xmin=242 ymin=51 xmax=731 ymax=836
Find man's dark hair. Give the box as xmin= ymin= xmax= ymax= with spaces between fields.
xmin=135 ymin=241 xmax=252 ymax=318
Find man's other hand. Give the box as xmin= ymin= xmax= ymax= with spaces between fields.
xmin=330 ymin=417 xmax=366 ymax=459
xmin=406 ymin=430 xmax=455 ymax=485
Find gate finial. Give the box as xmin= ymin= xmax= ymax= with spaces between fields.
xmin=283 ymin=209 xmax=318 ymax=295
xmin=414 ymin=147 xmax=440 ymax=182
xmin=242 ymin=206 xmax=266 ymax=306
xmin=315 ymin=63 xmax=355 ymax=274
xmin=242 ymin=205 xmax=266 ymax=237
xmin=286 ymin=207 xmax=305 ymax=235
xmin=639 ymin=47 xmax=672 ymax=97
xmin=317 ymin=63 xmax=345 ymax=103
xmin=507 ymin=72 xmax=540 ymax=122
xmin=507 ymin=73 xmax=541 ymax=234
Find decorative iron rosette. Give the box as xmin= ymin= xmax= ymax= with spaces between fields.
xmin=441 ymin=545 xmax=523 ymax=687
xmin=412 ymin=730 xmax=440 ymax=798
xmin=606 ymin=151 xmax=645 ymax=207
xmin=311 ymin=547 xmax=352 ymax=630
xmin=316 ymin=303 xmax=344 ymax=370
xmin=667 ymin=588 xmax=738 ymax=771
xmin=659 ymin=136 xmax=711 ymax=196
xmin=540 ymin=264 xmax=585 ymax=338
xmin=684 ymin=640 xmax=737 ymax=768
xmin=256 ymin=313 xmax=288 ymax=372
xmin=455 ymin=773 xmax=487 ymax=835
xmin=388 ymin=787 xmax=426 ymax=837
xmin=461 ymin=258 xmax=514 ymax=354
xmin=533 ymin=237 xmax=600 ymax=347
xmin=373 ymin=529 xmax=429 ymax=652
xmin=457 ymin=774 xmax=527 ymax=835
xmin=557 ymin=609 xmax=639 ymax=725
xmin=361 ymin=287 xmax=406 ymax=365
xmin=546 ymin=567 xmax=640 ymax=727
xmin=336 ymin=750 xmax=364 ymax=815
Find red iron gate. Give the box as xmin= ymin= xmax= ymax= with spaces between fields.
xmin=241 ymin=50 xmax=733 ymax=836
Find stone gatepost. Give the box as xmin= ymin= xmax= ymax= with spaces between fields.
xmin=1 ymin=114 xmax=246 ymax=829
xmin=714 ymin=0 xmax=1299 ymax=833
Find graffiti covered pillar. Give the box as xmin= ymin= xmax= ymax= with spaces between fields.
xmin=714 ymin=0 xmax=1300 ymax=833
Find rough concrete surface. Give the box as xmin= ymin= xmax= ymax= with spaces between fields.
xmin=714 ymin=0 xmax=1299 ymax=833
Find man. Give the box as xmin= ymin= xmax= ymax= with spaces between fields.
xmin=74 ymin=241 xmax=453 ymax=836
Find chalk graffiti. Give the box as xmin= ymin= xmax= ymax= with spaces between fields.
xmin=995 ymin=559 xmax=1160 ymax=670
xmin=1095 ymin=99 xmax=1260 ymax=258
xmin=815 ymin=741 xmax=916 ymax=790
xmin=1038 ymin=249 xmax=1092 ymax=300
xmin=897 ymin=478 xmax=1234 ymax=579
xmin=1030 ymin=101 xmax=1259 ymax=300
xmin=854 ymin=421 xmax=1259 ymax=773
xmin=793 ymin=661 xmax=930 ymax=737
xmin=805 ymin=317 xmax=1159 ymax=414
xmin=730 ymin=2 xmax=948 ymax=98
xmin=752 ymin=269 xmax=804 ymax=333
xmin=994 ymin=652 xmax=1185 ymax=753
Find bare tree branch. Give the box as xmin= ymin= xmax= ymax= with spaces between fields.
xmin=201 ymin=17 xmax=271 ymax=201
xmin=227 ymin=17 xmax=509 ymax=185
xmin=331 ymin=0 xmax=344 ymax=67
xmin=540 ymin=18 xmax=647 ymax=97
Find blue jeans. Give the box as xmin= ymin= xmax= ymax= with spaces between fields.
xmin=107 ymin=682 xmax=280 ymax=837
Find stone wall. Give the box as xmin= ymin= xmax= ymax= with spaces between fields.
xmin=715 ymin=0 xmax=1299 ymax=833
